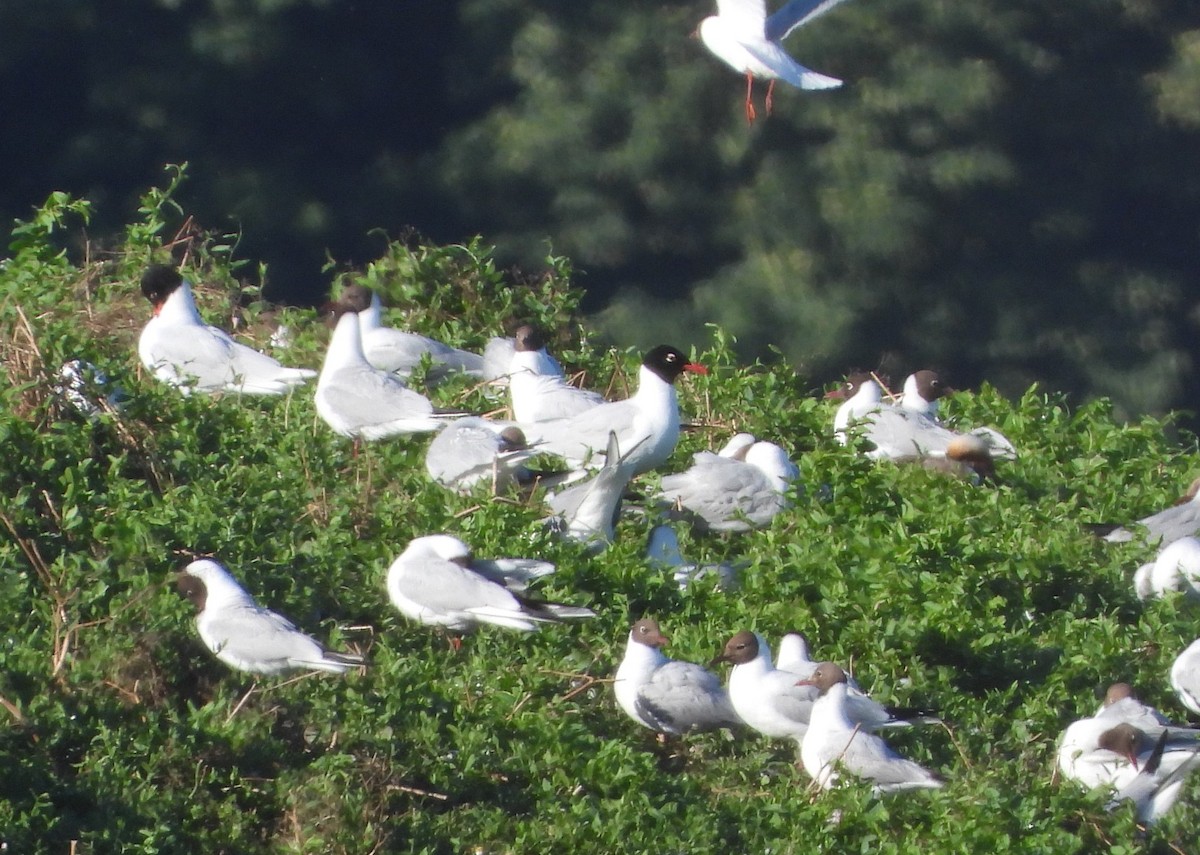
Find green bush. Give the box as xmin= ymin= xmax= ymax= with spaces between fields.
xmin=1 ymin=175 xmax=1197 ymax=853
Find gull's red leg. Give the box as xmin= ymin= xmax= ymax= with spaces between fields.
xmin=765 ymin=79 xmax=776 ymax=116
xmin=744 ymin=71 xmax=757 ymax=124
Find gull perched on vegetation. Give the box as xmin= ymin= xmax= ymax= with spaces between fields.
xmin=315 ymin=308 xmax=446 ymax=439
xmin=508 ymin=324 xmax=603 ymax=424
xmin=698 ymin=0 xmax=849 ymax=123
xmin=614 ymin=618 xmax=742 ymax=736
xmin=545 ymin=432 xmax=644 ymax=551
xmin=1058 ymin=716 xmax=1200 ymax=824
xmin=424 ymin=417 xmax=538 ymax=494
xmin=338 ymin=284 xmax=484 ymax=381
xmin=798 ymin=662 xmax=944 ymax=793
xmin=656 ymin=433 xmax=798 ymax=532
xmin=138 ymin=265 xmax=316 ymax=395
xmin=1100 ymin=476 xmax=1200 ymax=546
xmin=386 ymin=535 xmax=593 ymax=633
xmin=521 ymin=345 xmax=707 ymax=476
xmin=1171 ymin=640 xmax=1200 ymax=716
xmin=645 ymin=525 xmax=739 ymax=591
xmin=176 ymin=558 xmax=362 ymax=676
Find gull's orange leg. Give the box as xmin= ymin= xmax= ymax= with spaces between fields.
xmin=765 ymin=79 xmax=776 ymax=116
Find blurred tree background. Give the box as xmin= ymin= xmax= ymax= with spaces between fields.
xmin=3 ymin=0 xmax=1200 ymax=417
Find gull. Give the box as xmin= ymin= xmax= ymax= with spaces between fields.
xmin=1133 ymin=536 xmax=1200 ymax=601
xmin=137 ymin=265 xmax=316 ymax=395
xmin=646 ymin=525 xmax=739 ymax=591
xmin=827 ymin=371 xmax=1016 ymax=466
xmin=656 ymin=433 xmax=798 ymax=532
xmin=798 ymin=662 xmax=944 ymax=793
xmin=711 ymin=630 xmax=816 ymax=745
xmin=698 ymin=0 xmax=849 ymax=124
xmin=385 ymin=535 xmax=593 ymax=633
xmin=898 ymin=370 xmax=952 ymax=420
xmin=1171 ymin=639 xmax=1200 ymax=716
xmin=425 ymin=417 xmax=538 ymax=494
xmin=338 ymin=284 xmax=484 ymax=381
xmin=1101 ymin=477 xmax=1200 ymax=546
xmin=1058 ymin=718 xmax=1200 ymax=824
xmin=176 ymin=558 xmax=362 ymax=675
xmin=315 ymin=308 xmax=446 ymax=439
xmin=614 ymin=618 xmax=742 ymax=736
xmin=827 ymin=372 xmax=883 ymax=444
xmin=712 ymin=632 xmax=931 ymax=746
xmin=509 ymin=325 xmax=604 ymax=424
xmin=774 ymin=631 xmax=815 ymax=676
xmin=545 ymin=432 xmax=644 ymax=551
xmin=522 ymin=345 xmax=707 ymax=476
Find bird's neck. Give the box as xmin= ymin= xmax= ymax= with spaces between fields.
xmin=322 ymin=313 xmax=368 ymax=374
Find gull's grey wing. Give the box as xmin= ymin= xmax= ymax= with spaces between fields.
xmin=469 ymin=557 xmax=557 ymax=590
xmin=203 ymin=605 xmax=322 ymax=665
xmin=766 ymin=0 xmax=851 ymax=42
xmin=837 ymin=729 xmax=941 ymax=790
xmin=426 ymin=418 xmax=508 ymax=486
xmin=658 ymin=457 xmax=782 ymax=532
xmin=392 ymin=557 xmax=524 ymax=615
xmin=319 ymin=364 xmax=436 ymax=430
xmin=636 ymin=661 xmax=741 ymax=734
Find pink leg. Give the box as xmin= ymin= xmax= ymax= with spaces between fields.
xmin=765 ymin=79 xmax=776 ymax=116
xmin=744 ymin=71 xmax=757 ymax=124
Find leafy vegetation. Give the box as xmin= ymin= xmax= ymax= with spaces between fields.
xmin=2 ymin=184 xmax=1199 ymax=853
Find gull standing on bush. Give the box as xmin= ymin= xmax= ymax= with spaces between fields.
xmin=315 ymin=306 xmax=446 ymax=439
xmin=614 ymin=618 xmax=742 ymax=736
xmin=798 ymin=662 xmax=944 ymax=793
xmin=338 ymin=284 xmax=485 ymax=381
xmin=712 ymin=631 xmax=927 ymax=747
xmin=656 ymin=433 xmax=798 ymax=532
xmin=386 ymin=535 xmax=593 ymax=633
xmin=698 ymin=0 xmax=849 ymax=123
xmin=176 ymin=559 xmax=363 ymax=675
xmin=522 ymin=345 xmax=707 ymax=476
xmin=828 ymin=371 xmax=1015 ymax=466
xmin=137 ymin=265 xmax=316 ymax=395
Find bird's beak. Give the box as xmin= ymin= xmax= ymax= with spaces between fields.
xmin=684 ymin=362 xmax=708 ymax=375
xmin=824 ymin=388 xmax=846 ymax=400
xmin=708 ymin=652 xmax=729 ymax=667
xmin=794 ymin=678 xmax=817 ymax=688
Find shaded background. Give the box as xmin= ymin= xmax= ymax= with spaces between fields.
xmin=4 ymin=0 xmax=1200 ymax=419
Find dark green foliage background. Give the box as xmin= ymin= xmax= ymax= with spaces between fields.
xmin=1 ymin=188 xmax=1199 ymax=852
xmin=3 ymin=0 xmax=1200 ymax=420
